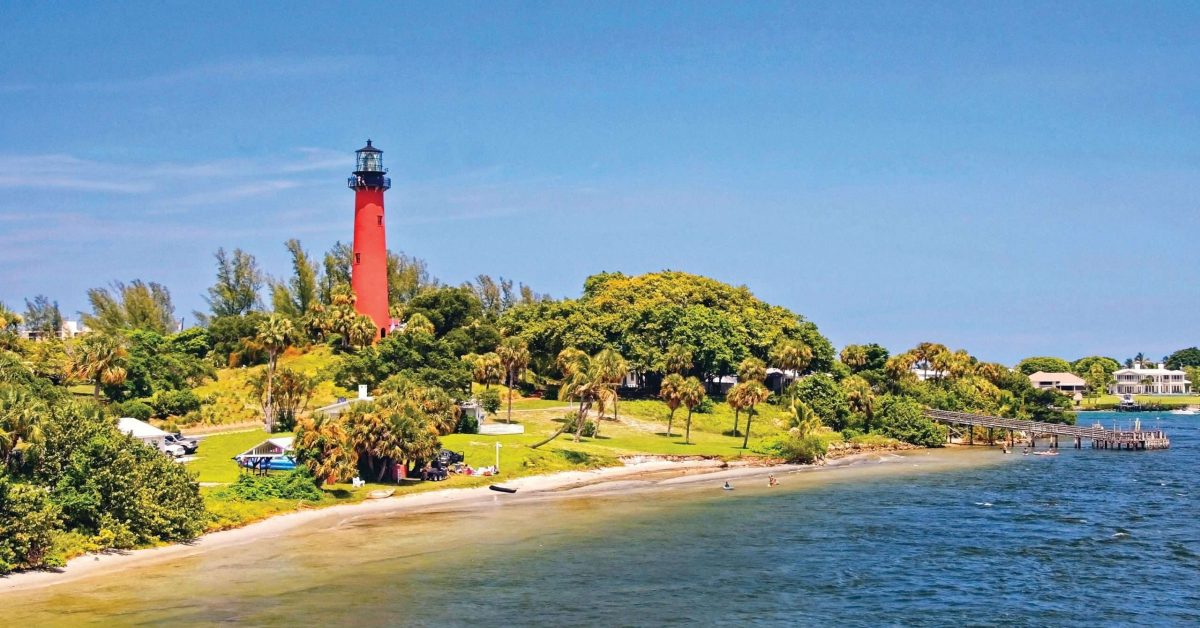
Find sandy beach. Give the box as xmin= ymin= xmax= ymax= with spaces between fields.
xmin=0 ymin=447 xmax=970 ymax=596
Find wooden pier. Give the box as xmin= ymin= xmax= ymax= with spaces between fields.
xmin=924 ymin=409 xmax=1170 ymax=450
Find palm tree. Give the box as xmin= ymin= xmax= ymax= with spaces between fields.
xmin=403 ymin=312 xmax=435 ymax=336
xmin=0 ymin=302 xmax=22 ymax=332
xmin=659 ymin=373 xmax=685 ymax=437
xmin=69 ymin=333 xmax=129 ymax=400
xmin=740 ymin=381 xmax=770 ymax=449
xmin=294 ymin=413 xmax=357 ymax=486
xmin=496 ymin=337 xmax=530 ymax=424
xmin=348 ymin=315 xmax=377 ymax=348
xmin=770 ymin=340 xmax=813 ymax=392
xmin=680 ymin=377 xmax=706 ymax=444
xmin=786 ymin=400 xmax=822 ymax=437
xmin=726 ymin=382 xmax=748 ymax=436
xmin=0 ymin=387 xmax=44 ymax=471
xmin=737 ymin=357 xmax=767 ymax=385
xmin=473 ymin=352 xmax=503 ymax=389
xmin=591 ymin=348 xmax=628 ymax=438
xmin=664 ymin=344 xmax=693 ymax=376
xmin=842 ymin=375 xmax=875 ymax=432
xmin=840 ymin=344 xmax=868 ymax=371
xmin=256 ymin=314 xmax=296 ymax=432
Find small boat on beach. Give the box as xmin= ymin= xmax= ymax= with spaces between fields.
xmin=366 ymin=489 xmax=395 ymax=499
xmin=489 ymin=485 xmax=517 ymax=493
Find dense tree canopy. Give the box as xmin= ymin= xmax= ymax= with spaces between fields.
xmin=1165 ymin=347 xmax=1200 ymax=370
xmin=1015 ymin=356 xmax=1072 ymax=375
xmin=500 ymin=271 xmax=834 ymax=383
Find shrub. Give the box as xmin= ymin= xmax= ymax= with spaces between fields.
xmin=755 ymin=431 xmax=828 ymax=464
xmin=695 ymin=397 xmax=715 ymax=414
xmin=114 ymin=400 xmax=153 ymax=421
xmin=877 ymin=395 xmax=946 ymax=447
xmin=457 ymin=412 xmax=479 ymax=434
xmin=150 ymin=389 xmax=201 ymax=418
xmin=221 ymin=470 xmax=324 ymax=502
xmin=0 ymin=479 xmax=62 ymax=574
xmin=561 ymin=412 xmax=596 ymax=438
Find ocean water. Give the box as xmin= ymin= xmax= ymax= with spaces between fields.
xmin=5 ymin=412 xmax=1197 ymax=627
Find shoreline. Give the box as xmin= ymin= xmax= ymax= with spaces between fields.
xmin=0 ymin=450 xmax=931 ymax=595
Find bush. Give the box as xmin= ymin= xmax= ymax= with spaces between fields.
xmin=220 ymin=470 xmax=324 ymax=502
xmin=695 ymin=397 xmax=715 ymax=414
xmin=841 ymin=428 xmax=864 ymax=441
xmin=150 ymin=389 xmax=201 ymax=418
xmin=755 ymin=431 xmax=828 ymax=464
xmin=561 ymin=412 xmax=596 ymax=438
xmin=456 ymin=412 xmax=479 ymax=434
xmin=0 ymin=479 xmax=62 ymax=574
xmin=114 ymin=400 xmax=153 ymax=421
xmin=877 ymin=395 xmax=946 ymax=447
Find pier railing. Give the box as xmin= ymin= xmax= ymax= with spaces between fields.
xmin=923 ymin=408 xmax=1169 ymax=450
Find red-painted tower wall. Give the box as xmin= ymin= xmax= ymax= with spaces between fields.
xmin=348 ymin=140 xmax=391 ymax=337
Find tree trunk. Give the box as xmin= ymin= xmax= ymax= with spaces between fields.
xmin=93 ymin=380 xmax=101 ymax=401
xmin=685 ymin=409 xmax=693 ymax=444
xmin=732 ymin=408 xmax=740 ymax=436
xmin=574 ymin=401 xmax=590 ymax=442
xmin=264 ymin=353 xmax=276 ymax=432
xmin=506 ymin=369 xmax=514 ymax=423
xmin=667 ymin=408 xmax=676 ymax=437
xmin=531 ymin=419 xmax=571 ymax=449
xmin=742 ymin=407 xmax=754 ymax=449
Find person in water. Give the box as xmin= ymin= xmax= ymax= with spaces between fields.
xmin=723 ymin=481 xmax=733 ymax=490
xmin=768 ymin=475 xmax=778 ymax=487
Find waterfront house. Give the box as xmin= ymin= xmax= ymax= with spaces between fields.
xmin=1108 ymin=363 xmax=1193 ymax=395
xmin=1028 ymin=371 xmax=1088 ymax=398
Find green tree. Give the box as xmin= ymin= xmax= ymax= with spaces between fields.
xmin=791 ymin=373 xmax=850 ymax=431
xmin=0 ymin=387 xmax=45 ymax=471
xmin=204 ymin=247 xmax=263 ymax=318
xmin=1015 ymin=356 xmax=1073 ymax=376
xmin=69 ymin=333 xmax=129 ymax=400
xmin=402 ymin=312 xmax=436 ymax=336
xmin=842 ymin=374 xmax=876 ymax=432
xmin=591 ymin=348 xmax=628 ymax=437
xmin=1084 ymin=363 xmax=1115 ymax=407
xmin=0 ymin=478 xmax=61 ymax=574
xmin=294 ymin=413 xmax=357 ymax=486
xmin=271 ymin=239 xmax=319 ymax=318
xmin=876 ymin=395 xmax=946 ymax=447
xmin=739 ymin=380 xmax=771 ymax=449
xmin=726 ymin=382 xmax=749 ymax=436
xmin=769 ymin=339 xmax=813 ymax=392
xmin=22 ymin=295 xmax=63 ymax=337
xmin=1165 ymin=347 xmax=1200 ymax=370
xmin=679 ymin=377 xmax=706 ymax=444
xmin=496 ymin=337 xmax=530 ymax=424
xmin=737 ymin=357 xmax=767 ymax=385
xmin=659 ymin=373 xmax=686 ymax=437
xmin=1071 ymin=356 xmax=1121 ymax=377
xmin=84 ymin=280 xmax=176 ymax=335
xmin=663 ymin=343 xmax=693 ymax=375
xmin=0 ymin=302 xmax=22 ymax=332
xmin=255 ymin=315 xmax=295 ymax=431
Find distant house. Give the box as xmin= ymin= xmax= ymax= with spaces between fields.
xmin=20 ymin=320 xmax=90 ymax=341
xmin=117 ymin=417 xmax=170 ymax=448
xmin=765 ymin=368 xmax=800 ymax=393
xmin=316 ymin=385 xmax=374 ymax=416
xmin=1109 ymin=364 xmax=1193 ymax=395
xmin=1028 ymin=371 xmax=1088 ymax=399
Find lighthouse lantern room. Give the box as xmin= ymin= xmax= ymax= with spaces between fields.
xmin=347 ymin=140 xmax=392 ymax=338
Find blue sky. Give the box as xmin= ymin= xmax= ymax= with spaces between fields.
xmin=1 ymin=1 xmax=1196 ymax=364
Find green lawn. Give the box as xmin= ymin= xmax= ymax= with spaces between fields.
xmin=1081 ymin=394 xmax=1200 ymax=408
xmin=192 ymin=396 xmax=806 ymax=532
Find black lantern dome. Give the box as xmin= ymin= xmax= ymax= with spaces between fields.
xmin=349 ymin=139 xmax=391 ymax=190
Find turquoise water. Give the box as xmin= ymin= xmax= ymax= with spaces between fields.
xmin=5 ymin=412 xmax=1197 ymax=626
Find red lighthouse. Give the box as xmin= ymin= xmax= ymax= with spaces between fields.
xmin=348 ymin=140 xmax=391 ymax=337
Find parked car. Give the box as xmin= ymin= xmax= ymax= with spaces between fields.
xmin=165 ymin=433 xmax=199 ymax=454
xmin=159 ymin=442 xmax=186 ymax=458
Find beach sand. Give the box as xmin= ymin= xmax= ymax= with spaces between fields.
xmin=0 ymin=447 xmax=993 ymax=596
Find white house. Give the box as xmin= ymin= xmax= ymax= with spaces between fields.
xmin=1108 ymin=364 xmax=1192 ymax=395
xmin=117 ymin=417 xmax=170 ymax=448
xmin=1028 ymin=371 xmax=1088 ymax=398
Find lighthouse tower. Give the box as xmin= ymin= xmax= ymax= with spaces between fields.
xmin=347 ymin=140 xmax=391 ymax=337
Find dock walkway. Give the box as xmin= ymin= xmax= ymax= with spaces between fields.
xmin=924 ymin=409 xmax=1170 ymax=450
